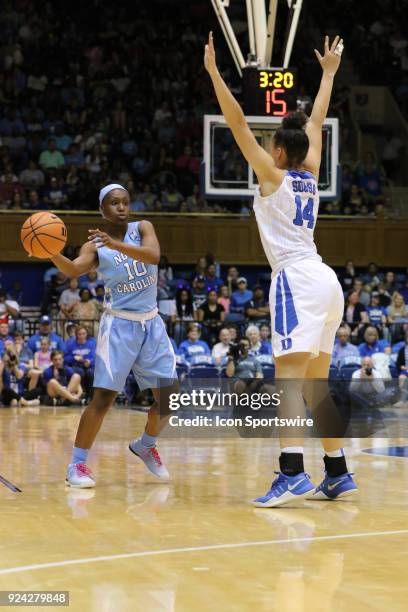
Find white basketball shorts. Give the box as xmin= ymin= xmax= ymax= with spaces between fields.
xmin=269 ymin=259 xmax=344 ymax=359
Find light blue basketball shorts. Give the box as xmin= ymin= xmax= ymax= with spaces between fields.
xmin=94 ymin=312 xmax=177 ymax=392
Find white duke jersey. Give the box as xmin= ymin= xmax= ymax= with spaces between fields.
xmin=253 ymin=169 xmax=322 ymax=274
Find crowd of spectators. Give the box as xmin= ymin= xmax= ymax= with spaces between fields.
xmin=1 ymin=252 xmax=408 ymax=407
xmin=310 ymin=0 xmax=408 ymax=118
xmin=0 ymin=1 xmax=403 ymax=218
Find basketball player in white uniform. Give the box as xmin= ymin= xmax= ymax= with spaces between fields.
xmin=205 ymin=33 xmax=358 ymax=506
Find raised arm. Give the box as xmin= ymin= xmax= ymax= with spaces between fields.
xmin=304 ymin=35 xmax=343 ymax=177
xmin=50 ymin=240 xmax=98 ymax=278
xmin=204 ymin=32 xmax=281 ymax=187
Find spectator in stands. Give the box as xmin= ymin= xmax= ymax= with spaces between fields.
xmin=27 ymin=189 xmax=46 ymax=210
xmin=352 ymin=278 xmax=371 ymax=307
xmin=387 ymin=292 xmax=408 ymax=342
xmin=28 ymin=336 xmax=52 ymax=390
xmin=39 ymin=138 xmax=65 ymax=171
xmin=41 ymin=270 xmax=69 ymax=313
xmin=344 ymin=290 xmax=368 ymax=336
xmin=94 ymin=285 xmax=105 ymax=305
xmin=377 ymin=282 xmax=392 ymax=308
xmin=0 ymin=322 xmax=13 ymax=354
xmin=229 ymin=278 xmax=253 ymax=321
xmin=218 ymin=285 xmax=230 ymax=313
xmin=178 ymin=324 xmax=211 ymax=364
xmin=383 ymin=271 xmax=398 ymax=295
xmin=362 ymin=263 xmax=382 ymax=290
xmin=79 ymin=270 xmax=102 ymax=295
xmin=339 ymin=260 xmax=356 ymax=292
xmin=197 ymin=289 xmax=225 ymax=346
xmin=71 ymin=288 xmax=102 ymax=335
xmin=225 ymin=323 xmax=240 ymax=344
xmin=245 ymin=285 xmax=269 ymax=323
xmin=12 ymin=331 xmax=33 ymax=371
xmin=226 ymin=338 xmax=263 ymax=381
xmin=358 ymin=326 xmax=390 ymax=357
xmin=59 ymin=278 xmax=80 ymax=318
xmin=0 ymin=288 xmax=20 ymax=325
xmin=367 ymin=292 xmax=389 ymax=339
xmin=64 ymin=143 xmax=85 ymax=168
xmin=158 ymin=255 xmax=173 ymax=285
xmin=331 ymin=326 xmax=360 ymax=367
xmin=171 ymin=288 xmax=196 ymax=345
xmin=43 ymin=176 xmax=68 ymax=209
xmin=226 ymin=266 xmax=239 ymax=294
xmin=43 ymin=350 xmax=83 ymax=406
xmin=27 ymin=315 xmax=65 ymax=353
xmin=204 ymin=264 xmax=223 ymax=291
xmin=349 ymin=356 xmax=386 ymax=408
xmin=193 ymin=256 xmax=208 ymax=281
xmin=0 ymin=345 xmax=40 ymax=407
xmin=64 ymin=325 xmax=96 ymax=398
xmin=191 ymin=276 xmax=207 ymax=310
xmin=19 ymin=159 xmax=45 ymax=190
xmin=212 ymin=328 xmax=231 ymax=366
xmin=259 ymin=323 xmax=272 ymax=354
xmin=246 ymin=325 xmax=272 ymax=356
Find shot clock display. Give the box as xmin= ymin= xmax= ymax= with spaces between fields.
xmin=243 ymin=67 xmax=298 ymax=117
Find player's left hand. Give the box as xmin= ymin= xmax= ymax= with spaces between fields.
xmin=88 ymin=229 xmax=118 ymax=250
xmin=314 ymin=35 xmax=344 ymax=76
xmin=204 ymin=31 xmax=218 ymax=77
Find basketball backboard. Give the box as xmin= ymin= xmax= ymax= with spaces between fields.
xmin=203 ymin=114 xmax=340 ymax=201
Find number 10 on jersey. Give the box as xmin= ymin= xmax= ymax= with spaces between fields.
xmin=293 ymin=196 xmax=315 ymax=229
xmin=124 ymin=260 xmax=147 ymax=281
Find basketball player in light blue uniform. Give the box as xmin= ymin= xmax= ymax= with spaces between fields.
xmin=50 ymin=184 xmax=177 ymax=487
xmin=206 ymin=33 xmax=357 ymax=506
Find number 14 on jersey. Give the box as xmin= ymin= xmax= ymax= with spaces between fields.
xmin=293 ymin=196 xmax=315 ymax=229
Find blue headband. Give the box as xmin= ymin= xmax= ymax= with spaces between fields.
xmin=98 ymin=183 xmax=127 ymax=206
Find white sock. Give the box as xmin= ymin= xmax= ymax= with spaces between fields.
xmin=326 ymin=448 xmax=344 ymax=458
xmin=281 ymin=446 xmax=304 ymax=454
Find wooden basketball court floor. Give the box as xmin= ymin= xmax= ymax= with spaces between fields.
xmin=1 ymin=406 xmax=408 ymax=611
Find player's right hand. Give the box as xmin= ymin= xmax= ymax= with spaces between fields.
xmin=204 ymin=31 xmax=218 ymax=77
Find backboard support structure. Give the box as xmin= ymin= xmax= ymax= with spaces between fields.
xmin=203 ymin=114 xmax=340 ymax=201
xmin=211 ymin=0 xmax=304 ymax=71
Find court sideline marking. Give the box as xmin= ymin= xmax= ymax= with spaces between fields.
xmin=1 ymin=529 xmax=408 ymax=576
xmin=0 ymin=475 xmax=22 ymax=493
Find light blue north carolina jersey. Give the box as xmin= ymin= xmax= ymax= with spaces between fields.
xmin=97 ymin=221 xmax=157 ymax=312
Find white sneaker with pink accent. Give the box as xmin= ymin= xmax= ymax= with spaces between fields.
xmin=65 ymin=463 xmax=96 ymax=488
xmin=129 ymin=441 xmax=170 ymax=480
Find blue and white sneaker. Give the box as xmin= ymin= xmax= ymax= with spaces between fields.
xmin=129 ymin=440 xmax=170 ymax=480
xmin=307 ymin=472 xmax=357 ymax=500
xmin=252 ymin=472 xmax=315 ymax=508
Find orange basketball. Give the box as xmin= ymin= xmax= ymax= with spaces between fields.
xmin=20 ymin=212 xmax=67 ymax=259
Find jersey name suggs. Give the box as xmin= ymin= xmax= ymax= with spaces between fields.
xmin=292 ymin=180 xmax=316 ymax=195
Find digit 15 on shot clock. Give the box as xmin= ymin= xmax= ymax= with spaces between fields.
xmin=243 ymin=67 xmax=298 ymax=116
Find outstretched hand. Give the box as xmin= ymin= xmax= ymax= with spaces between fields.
xmin=204 ymin=31 xmax=218 ymax=77
xmin=88 ymin=229 xmax=118 ymax=250
xmin=314 ymin=35 xmax=344 ymax=76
